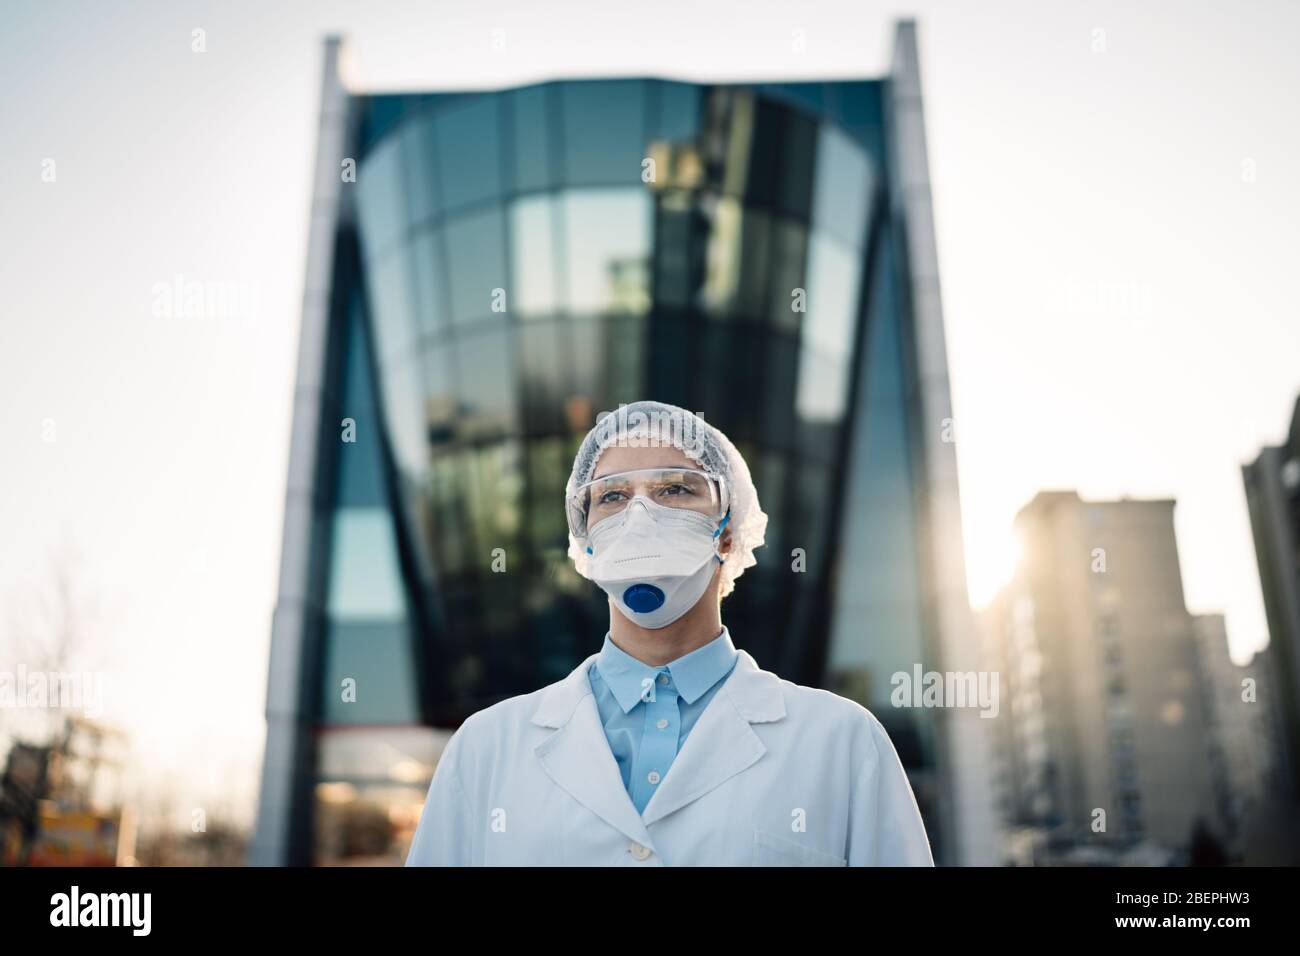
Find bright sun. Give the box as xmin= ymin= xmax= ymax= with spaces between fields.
xmin=966 ymin=530 xmax=1021 ymax=610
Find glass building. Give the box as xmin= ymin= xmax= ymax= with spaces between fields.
xmin=252 ymin=22 xmax=996 ymax=866
xmin=1243 ymin=395 xmax=1300 ymax=806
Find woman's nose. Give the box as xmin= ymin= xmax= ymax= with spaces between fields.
xmin=624 ymin=496 xmax=654 ymax=522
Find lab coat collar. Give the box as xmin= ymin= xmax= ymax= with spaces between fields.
xmin=594 ymin=627 xmax=740 ymax=711
xmin=531 ymin=644 xmax=783 ymax=729
xmin=530 ymin=646 xmax=786 ymax=847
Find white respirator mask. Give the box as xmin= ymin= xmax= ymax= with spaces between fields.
xmin=585 ymin=497 xmax=730 ymax=629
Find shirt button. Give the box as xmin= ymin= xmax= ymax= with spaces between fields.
xmin=647 ymin=771 xmax=661 ymax=785
xmin=656 ymin=718 xmax=669 ymax=729
xmin=658 ymin=674 xmax=670 ymax=685
xmin=629 ymin=842 xmax=652 ymax=860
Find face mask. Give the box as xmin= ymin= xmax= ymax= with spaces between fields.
xmin=586 ymin=496 xmax=728 ymax=629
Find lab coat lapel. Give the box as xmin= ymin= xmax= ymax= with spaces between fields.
xmin=640 ymin=649 xmax=786 ymax=827
xmin=531 ymin=654 xmax=655 ymax=850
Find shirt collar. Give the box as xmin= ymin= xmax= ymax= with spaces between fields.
xmin=595 ymin=627 xmax=739 ymax=712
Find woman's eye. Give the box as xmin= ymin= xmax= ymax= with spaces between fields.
xmin=597 ymin=490 xmax=627 ymax=505
xmin=661 ymin=484 xmax=691 ymax=496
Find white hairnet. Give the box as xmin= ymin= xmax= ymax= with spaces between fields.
xmin=566 ymin=401 xmax=767 ymax=598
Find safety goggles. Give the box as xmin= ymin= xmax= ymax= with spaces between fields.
xmin=566 ymin=467 xmax=729 ymax=538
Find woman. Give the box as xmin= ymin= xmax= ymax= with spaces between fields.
xmin=406 ymin=400 xmax=933 ymax=866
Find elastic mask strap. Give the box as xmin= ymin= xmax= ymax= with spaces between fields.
xmin=712 ymin=509 xmax=731 ymax=564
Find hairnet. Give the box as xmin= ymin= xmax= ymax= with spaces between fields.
xmin=566 ymin=401 xmax=767 ymax=598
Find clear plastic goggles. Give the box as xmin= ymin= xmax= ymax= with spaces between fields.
xmin=566 ymin=467 xmax=729 ymax=538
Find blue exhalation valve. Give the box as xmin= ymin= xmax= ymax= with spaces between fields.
xmin=623 ymin=583 xmax=666 ymax=613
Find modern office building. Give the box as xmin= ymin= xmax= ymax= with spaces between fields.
xmin=252 ymin=21 xmax=996 ymax=865
xmin=982 ymin=492 xmax=1219 ymax=861
xmin=1190 ymin=613 xmax=1273 ymax=854
xmin=1242 ymin=395 xmax=1300 ymax=804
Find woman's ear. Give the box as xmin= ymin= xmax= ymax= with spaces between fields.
xmin=719 ymin=527 xmax=733 ymax=555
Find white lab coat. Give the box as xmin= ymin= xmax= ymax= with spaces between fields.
xmin=406 ymin=647 xmax=934 ymax=866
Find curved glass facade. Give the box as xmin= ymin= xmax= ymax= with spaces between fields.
xmin=348 ymin=80 xmax=887 ymax=723
xmin=263 ymin=61 xmax=967 ymax=865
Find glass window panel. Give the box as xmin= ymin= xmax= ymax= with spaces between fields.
xmin=336 ymin=306 xmax=385 ymax=509
xmin=701 ymin=200 xmax=772 ymax=321
xmin=604 ymin=313 xmax=646 ymax=406
xmin=526 ymin=438 xmax=570 ymax=553
xmin=562 ymin=189 xmax=652 ymax=314
xmin=316 ymin=726 xmax=445 ymax=783
xmin=517 ymin=322 xmax=567 ymax=434
xmin=422 ymin=343 xmax=458 ymax=444
xmin=336 ymin=411 xmax=386 ymax=509
xmin=735 ymin=207 xmax=773 ymax=319
xmin=768 ymin=217 xmax=808 ymax=332
xmin=833 ymin=81 xmax=883 ymax=132
xmin=694 ymin=322 xmax=734 ymax=422
xmin=509 ymin=195 xmax=559 ymax=318
xmin=360 ymin=96 xmax=409 ymax=156
xmin=428 ymin=449 xmax=472 ymax=574
xmin=400 ymin=112 xmax=441 ymax=229
xmin=435 ymin=97 xmax=503 ymax=213
xmin=319 ymin=621 xmax=419 ymax=724
xmin=463 ymin=441 xmax=524 ymax=554
xmin=763 ymin=335 xmax=798 ymax=451
xmin=700 ymin=198 xmax=743 ymax=317
xmin=326 ymin=509 xmax=408 ymax=620
xmin=511 ymin=85 xmax=555 ymax=192
xmin=356 ymin=133 xmax=406 ymax=258
xmin=744 ymin=99 xmax=782 ymax=207
xmin=568 ymin=316 xmax=606 ymax=402
xmin=654 ymin=81 xmax=701 ymax=143
xmin=856 ymin=240 xmax=911 ymax=469
xmin=315 ymin=728 xmax=447 ymax=790
xmin=645 ymin=313 xmax=691 ymax=406
xmin=795 ymin=349 xmax=850 ymax=424
xmin=409 ymin=230 xmax=449 ymax=341
xmin=767 ymin=82 xmax=826 ymax=117
xmin=652 ymin=190 xmax=705 ymax=309
xmin=825 ymin=269 xmax=924 ymax=710
xmin=812 ymin=125 xmax=873 ymax=249
xmin=698 ymin=333 xmax=762 ymax=447
xmin=792 ymin=458 xmax=831 ymax=572
xmin=454 ymin=323 xmax=518 ymax=439
xmin=569 ymin=314 xmax=644 ymax=408
xmin=802 ymin=234 xmax=860 ymax=359
xmin=846 ymin=389 xmax=909 ymax=501
xmin=718 ymin=90 xmax=756 ymax=199
xmin=562 ymin=81 xmax=647 ymax=185
xmin=444 ymin=206 xmax=509 ymax=325
xmin=340 ymin=299 xmax=378 ymax=420
xmin=377 ymin=352 xmax=428 ymax=479
xmin=481 ymin=575 xmax=524 ymax=636
xmin=775 ymin=109 xmax=817 ymax=219
xmin=756 ymin=452 xmax=787 ymax=564
xmin=366 ymin=249 xmax=418 ymax=363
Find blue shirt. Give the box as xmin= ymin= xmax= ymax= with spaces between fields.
xmin=587 ymin=627 xmax=739 ymax=815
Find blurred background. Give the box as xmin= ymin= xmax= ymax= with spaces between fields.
xmin=1 ymin=0 xmax=1298 ymax=867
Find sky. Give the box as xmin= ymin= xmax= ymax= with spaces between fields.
xmin=1 ymin=0 xmax=1297 ymax=827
